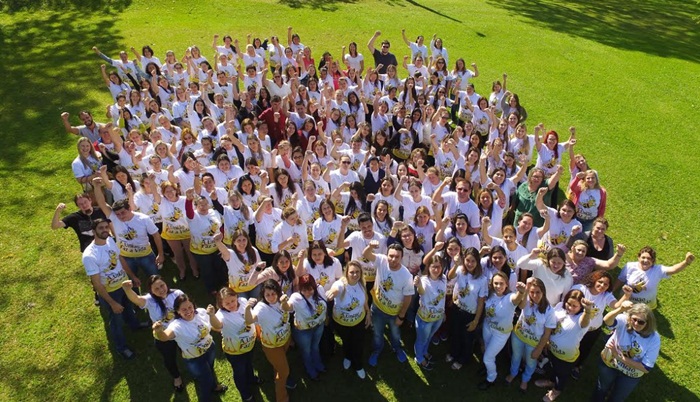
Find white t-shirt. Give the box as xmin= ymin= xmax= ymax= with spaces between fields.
xmin=572 ymin=284 xmax=617 ymax=330
xmin=142 ymin=289 xmax=185 ymax=328
xmin=346 ymin=231 xmax=387 ymax=283
xmin=441 ymin=192 xmax=481 ymax=230
xmin=254 ymin=208 xmax=282 ymax=254
xmin=483 ymin=292 xmax=518 ymax=333
xmin=216 ymin=300 xmax=257 ymax=355
xmin=109 ymin=211 xmax=158 ymax=257
xmin=169 ymin=309 xmax=214 ymax=359
xmin=548 ymin=303 xmax=589 ymax=363
xmin=540 ymin=207 xmax=582 ymax=251
xmin=253 ymin=302 xmax=291 ymax=348
xmin=187 ymin=209 xmax=222 ymax=255
xmin=82 ymin=237 xmax=128 ymax=293
xmin=344 ymin=53 xmax=364 ymax=71
xmin=312 ymin=216 xmax=343 ymax=251
xmin=417 ymin=275 xmax=447 ymax=322
xmin=225 ymin=247 xmax=262 ymax=293
xmin=331 ymin=279 xmax=367 ymax=326
xmin=303 ymin=257 xmax=343 ymax=292
xmin=453 ymin=269 xmax=489 ymax=313
xmin=518 ymin=257 xmax=573 ymax=307
xmin=513 ymin=301 xmax=557 ymax=347
xmin=271 ymin=220 xmax=308 ymax=255
xmin=602 ymin=314 xmax=660 ymax=378
xmin=371 ymin=254 xmax=415 ymax=316
xmin=617 ymin=262 xmax=670 ymax=309
xmin=287 ymin=288 xmax=327 ymax=330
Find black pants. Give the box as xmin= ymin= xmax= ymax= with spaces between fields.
xmin=335 ymin=320 xmax=366 ymax=371
xmin=449 ymin=305 xmax=478 ymax=365
xmin=576 ymin=327 xmax=601 ymax=367
xmin=551 ymin=353 xmax=575 ymax=391
xmin=155 ymin=339 xmax=181 ymax=379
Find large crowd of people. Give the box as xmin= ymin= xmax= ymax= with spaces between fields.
xmin=53 ymin=27 xmax=695 ymax=402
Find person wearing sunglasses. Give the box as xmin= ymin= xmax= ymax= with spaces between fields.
xmin=592 ymin=302 xmax=660 ymax=401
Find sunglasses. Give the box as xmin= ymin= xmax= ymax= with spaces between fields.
xmin=631 ymin=317 xmax=646 ymax=326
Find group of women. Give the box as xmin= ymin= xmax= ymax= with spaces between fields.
xmin=63 ymin=28 xmax=695 ymax=402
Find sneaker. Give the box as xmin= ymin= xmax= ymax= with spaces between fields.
xmin=285 ymin=378 xmax=297 ymax=390
xmin=343 ymin=358 xmax=351 ymax=370
xmin=369 ymin=352 xmax=380 ymax=367
xmin=93 ymin=292 xmax=100 ymax=306
xmin=356 ymin=369 xmax=366 ymax=379
xmin=431 ymin=336 xmax=440 ymax=345
xmin=118 ymin=348 xmax=135 ymax=360
xmin=440 ymin=333 xmax=448 ymax=342
xmin=478 ymin=380 xmax=494 ymax=391
xmin=445 ymin=354 xmax=455 ymax=363
xmin=451 ymin=362 xmax=463 ymax=370
xmin=396 ymin=349 xmax=407 ymax=363
xmin=415 ymin=358 xmax=433 ymax=371
xmin=571 ymin=367 xmax=581 ymax=380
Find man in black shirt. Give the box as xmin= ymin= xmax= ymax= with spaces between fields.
xmin=52 ymin=193 xmax=108 ymax=305
xmin=52 ymin=193 xmax=107 ymax=252
xmin=367 ymin=31 xmax=398 ymax=74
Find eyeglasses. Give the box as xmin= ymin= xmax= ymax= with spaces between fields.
xmin=341 ymin=161 xmax=351 ymax=165
xmin=382 ymin=45 xmax=389 ymax=49
xmin=631 ymin=317 xmax=646 ymax=326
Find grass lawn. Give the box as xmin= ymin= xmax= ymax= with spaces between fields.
xmin=1 ymin=0 xmax=699 ymax=401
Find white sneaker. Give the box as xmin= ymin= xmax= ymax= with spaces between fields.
xmin=445 ymin=354 xmax=454 ymax=363
xmin=343 ymin=358 xmax=351 ymax=370
xmin=356 ymin=369 xmax=366 ymax=379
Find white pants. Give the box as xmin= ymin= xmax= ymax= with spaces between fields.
xmin=482 ymin=325 xmax=511 ymax=382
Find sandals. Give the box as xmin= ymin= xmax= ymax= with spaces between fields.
xmin=213 ymin=384 xmax=228 ymax=394
xmin=520 ymin=381 xmax=528 ymax=393
xmin=173 ymin=378 xmax=184 ymax=393
xmin=542 ymin=389 xmax=560 ymax=402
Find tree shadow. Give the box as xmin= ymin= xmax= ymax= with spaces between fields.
xmin=0 ymin=10 xmax=125 ymax=172
xmin=2 ymin=0 xmax=131 ymax=13
xmin=486 ymin=0 xmax=700 ymax=63
xmin=280 ymin=0 xmax=359 ymax=12
xmin=404 ymin=0 xmax=462 ymax=23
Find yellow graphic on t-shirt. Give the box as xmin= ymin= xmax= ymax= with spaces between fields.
xmin=168 ymin=207 xmax=183 ymax=222
xmin=485 ymin=305 xmax=495 ymax=318
xmin=525 ymin=313 xmax=537 ymax=326
xmin=121 ymin=226 xmax=137 ymax=241
xmin=381 ymin=276 xmax=394 ymax=292
xmin=631 ymin=280 xmax=647 ymax=294
xmin=552 ymin=320 xmax=563 ymax=336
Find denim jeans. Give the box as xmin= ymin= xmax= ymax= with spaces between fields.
xmin=292 ymin=324 xmax=325 ymax=378
xmin=371 ymin=304 xmax=402 ymax=354
xmin=183 ymin=345 xmax=217 ymax=402
xmin=225 ymin=350 xmax=255 ymax=401
xmin=482 ymin=325 xmax=510 ymax=382
xmin=123 ymin=252 xmax=158 ymax=281
xmin=414 ymin=316 xmax=444 ymax=364
xmin=509 ymin=333 xmax=538 ymax=382
xmin=97 ymin=287 xmax=139 ymax=352
xmin=591 ymin=358 xmax=642 ymax=402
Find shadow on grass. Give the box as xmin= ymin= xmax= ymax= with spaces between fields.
xmin=2 ymin=0 xmax=131 ymax=13
xmin=278 ymin=0 xmax=463 ymax=23
xmin=486 ymin=0 xmax=700 ymax=63
xmin=280 ymin=0 xmax=359 ymax=12
xmin=0 ymin=10 xmax=125 ymax=171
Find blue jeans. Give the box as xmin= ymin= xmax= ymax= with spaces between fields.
xmin=225 ymin=350 xmax=255 ymax=401
xmin=371 ymin=304 xmax=402 ymax=354
xmin=509 ymin=333 xmax=538 ymax=382
xmin=414 ymin=316 xmax=444 ymax=364
xmin=97 ymin=287 xmax=139 ymax=352
xmin=124 ymin=253 xmax=158 ymax=281
xmin=591 ymin=359 xmax=642 ymax=402
xmin=293 ymin=324 xmax=325 ymax=378
xmin=183 ymin=346 xmax=217 ymax=402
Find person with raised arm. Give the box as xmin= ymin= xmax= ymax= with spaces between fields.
xmin=153 ymin=294 xmax=227 ymax=401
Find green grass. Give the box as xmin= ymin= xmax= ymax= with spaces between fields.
xmin=1 ymin=0 xmax=699 ymax=401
